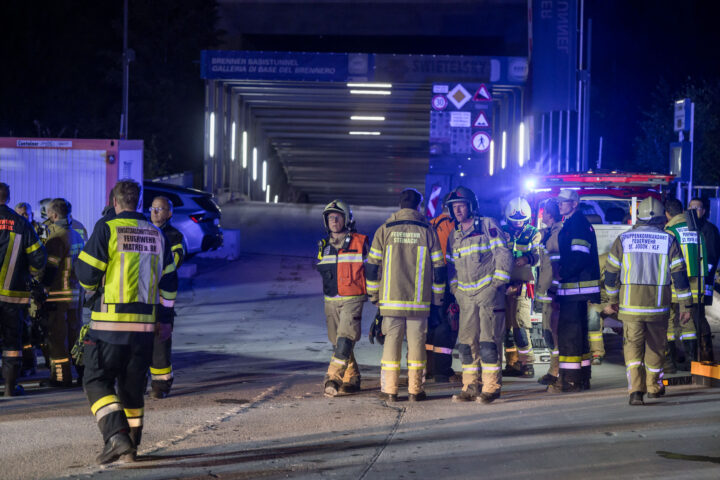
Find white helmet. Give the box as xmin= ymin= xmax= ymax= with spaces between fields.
xmin=505 ymin=197 xmax=532 ymax=225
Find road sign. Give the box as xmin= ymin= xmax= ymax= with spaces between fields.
xmin=432 ymin=95 xmax=448 ymax=111
xmin=473 ymin=84 xmax=492 ymax=101
xmin=473 ymin=112 xmax=489 ymax=128
xmin=447 ymin=84 xmax=471 ymax=109
xmin=471 ymin=131 xmax=491 ymax=152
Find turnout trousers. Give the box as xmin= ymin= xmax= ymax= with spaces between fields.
xmin=557 ymin=300 xmax=590 ymax=384
xmin=1 ymin=302 xmax=23 ymax=381
xmin=380 ymin=316 xmax=427 ymax=395
xmin=150 ymin=333 xmax=173 ymax=394
xmin=623 ymin=317 xmax=667 ymax=394
xmin=83 ymin=332 xmax=153 ymax=445
xmin=47 ymin=302 xmax=81 ymax=385
xmin=541 ymin=300 xmax=560 ymax=378
xmin=587 ymin=305 xmax=605 ymax=359
xmin=456 ymin=287 xmax=505 ymax=395
xmin=504 ymin=285 xmax=534 ymax=367
xmin=324 ymin=297 xmax=363 ymax=387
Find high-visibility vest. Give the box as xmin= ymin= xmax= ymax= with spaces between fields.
xmin=317 ymin=232 xmax=368 ymax=298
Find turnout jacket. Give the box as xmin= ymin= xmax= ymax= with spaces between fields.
xmin=447 ymin=215 xmax=512 ymax=297
xmin=605 ymin=223 xmax=692 ymax=321
xmin=75 ymin=211 xmax=178 ymax=344
xmin=557 ymin=210 xmax=601 ymax=303
xmin=0 ymin=205 xmax=47 ymax=304
xmin=502 ymin=223 xmax=542 ymax=283
xmin=665 ymin=213 xmax=708 ymax=302
xmin=366 ymin=208 xmax=445 ymax=317
xmin=535 ymin=221 xmax=563 ymax=305
xmin=430 ymin=213 xmax=455 ymax=260
xmin=316 ymin=231 xmax=368 ymax=300
xmin=42 ymin=218 xmax=84 ymax=303
xmin=160 ymin=221 xmax=186 ymax=269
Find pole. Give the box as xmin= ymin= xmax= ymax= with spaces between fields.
xmin=582 ymin=18 xmax=592 ymax=170
xmin=576 ymin=0 xmax=584 ymax=171
xmin=121 ymin=0 xmax=129 ymax=139
xmin=687 ymin=102 xmax=695 ymax=206
xmin=597 ymin=136 xmax=603 ymax=169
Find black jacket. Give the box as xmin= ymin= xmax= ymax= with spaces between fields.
xmin=700 ymin=218 xmax=720 ymax=291
xmin=160 ymin=221 xmax=185 ymax=269
xmin=557 ymin=209 xmax=601 ymax=303
xmin=0 ymin=205 xmax=47 ymax=302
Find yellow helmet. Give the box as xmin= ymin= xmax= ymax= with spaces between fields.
xmin=505 ymin=197 xmax=532 ymax=224
xmin=637 ymin=197 xmax=665 ymax=221
xmin=323 ymin=200 xmax=355 ymax=232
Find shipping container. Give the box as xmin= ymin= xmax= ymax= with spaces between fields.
xmin=0 ymin=138 xmax=143 ymax=234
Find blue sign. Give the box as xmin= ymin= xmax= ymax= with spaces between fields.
xmin=531 ymin=0 xmax=578 ymax=112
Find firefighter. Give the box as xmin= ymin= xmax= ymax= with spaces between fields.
xmin=501 ymin=197 xmax=542 ymax=378
xmin=446 ymin=186 xmax=512 ymax=403
xmin=316 ymin=200 xmax=368 ymax=397
xmin=548 ymin=189 xmax=601 ymax=393
xmin=41 ymin=198 xmax=84 ymax=387
xmin=366 ymin=188 xmax=445 ymax=402
xmin=664 ymin=198 xmax=705 ymax=368
xmin=76 ymin=180 xmax=177 ymax=464
xmin=148 ymin=196 xmax=185 ymax=399
xmin=67 ymin=201 xmax=89 ymax=242
xmin=587 ymin=253 xmax=611 ymax=365
xmin=14 ymin=202 xmax=44 ymax=238
xmin=426 ymin=194 xmax=457 ymax=382
xmin=604 ymin=197 xmax=693 ymax=405
xmin=535 ymin=198 xmax=562 ymax=385
xmin=0 ymin=182 xmax=47 ymax=396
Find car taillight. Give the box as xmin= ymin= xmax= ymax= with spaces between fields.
xmin=190 ymin=214 xmax=205 ymax=223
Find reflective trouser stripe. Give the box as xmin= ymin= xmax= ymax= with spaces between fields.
xmin=3 ymin=350 xmax=22 ymax=357
xmin=150 ymin=365 xmax=173 ymax=381
xmin=124 ymin=408 xmax=144 ymax=428
xmin=381 ymin=361 xmax=400 ymax=371
xmin=462 ymin=364 xmax=479 ymax=372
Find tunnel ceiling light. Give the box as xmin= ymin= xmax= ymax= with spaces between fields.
xmin=262 ymin=160 xmax=267 ymax=191
xmin=489 ymin=140 xmax=495 ymax=176
xmin=350 ymin=115 xmax=386 ymax=121
xmin=266 ymin=185 xmax=271 ymax=203
xmin=252 ymin=147 xmax=257 ymax=181
xmin=349 ymin=90 xmax=391 ymax=96
xmin=231 ymin=122 xmax=236 ymax=161
xmin=349 ymin=131 xmax=381 ymax=136
xmin=347 ymin=82 xmax=392 ymax=88
xmin=208 ymin=112 xmax=215 ymax=158
xmin=501 ymin=131 xmax=507 ymax=170
xmin=274 ymin=194 xmax=278 ymax=204
xmin=242 ymin=131 xmax=248 ymax=169
xmin=518 ymin=122 xmax=525 ymax=167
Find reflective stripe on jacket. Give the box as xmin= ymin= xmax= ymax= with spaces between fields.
xmin=366 ymin=209 xmax=445 ymax=317
xmin=557 ymin=210 xmax=601 ymax=303
xmin=76 ymin=211 xmax=178 ymax=340
xmin=447 ymin=216 xmax=512 ymax=297
xmin=0 ymin=205 xmax=47 ymax=304
xmin=536 ymin=221 xmax=563 ymax=303
xmin=665 ymin=213 xmax=707 ymax=302
xmin=502 ymin=223 xmax=542 ymax=283
xmin=317 ymin=232 xmax=368 ymax=298
xmin=604 ymin=223 xmax=692 ymax=321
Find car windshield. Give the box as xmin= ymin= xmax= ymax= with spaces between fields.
xmin=578 ymin=198 xmax=632 ymax=225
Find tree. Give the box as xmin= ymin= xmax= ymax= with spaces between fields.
xmin=634 ymin=78 xmax=720 ymax=186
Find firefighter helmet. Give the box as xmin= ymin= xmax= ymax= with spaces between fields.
xmin=38 ymin=198 xmax=52 ymax=220
xmin=323 ymin=200 xmax=354 ymax=232
xmin=637 ymin=197 xmax=665 ymax=221
xmin=446 ymin=186 xmax=478 ymax=221
xmin=505 ymin=197 xmax=532 ymax=225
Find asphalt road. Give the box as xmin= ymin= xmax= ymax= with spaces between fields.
xmin=1 ymin=253 xmax=719 ymax=480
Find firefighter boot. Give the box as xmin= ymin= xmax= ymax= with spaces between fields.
xmin=546 ymin=370 xmax=582 ymax=394
xmin=339 ymin=353 xmax=361 ymax=394
xmin=502 ymin=346 xmax=523 ymax=376
xmin=96 ymin=432 xmax=135 ymax=465
xmin=380 ymin=362 xmax=400 ymax=398
xmin=663 ymin=342 xmax=678 ymax=374
xmin=120 ymin=426 xmax=142 ymax=462
xmin=21 ymin=344 xmax=37 ymax=377
xmin=452 ymin=383 xmax=478 ymax=402
xmin=680 ymin=339 xmax=697 ymax=371
xmin=49 ymin=358 xmax=73 ymax=387
xmin=408 ymin=367 xmax=426 ymax=401
xmin=628 ymin=391 xmax=644 ymax=406
xmin=477 ymin=367 xmax=501 ymax=404
xmin=539 ymin=352 xmax=559 ymax=385
xmin=3 ymin=359 xmax=21 ymax=397
xmin=699 ymin=333 xmax=715 ymax=363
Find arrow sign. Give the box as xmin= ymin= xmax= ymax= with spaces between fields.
xmin=473 ymin=112 xmax=489 ymax=128
xmin=473 ymin=84 xmax=492 ymax=102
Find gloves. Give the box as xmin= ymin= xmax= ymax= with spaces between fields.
xmin=369 ymin=309 xmax=385 ymax=345
xmin=70 ymin=323 xmax=91 ymax=366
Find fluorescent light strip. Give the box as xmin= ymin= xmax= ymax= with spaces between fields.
xmin=252 ymin=147 xmax=257 ymax=181
xmin=266 ymin=185 xmax=270 ymax=203
xmin=518 ymin=122 xmax=525 ymax=167
xmin=489 ymin=140 xmax=495 ymax=176
xmin=262 ymin=160 xmax=267 ymax=191
xmin=501 ymin=131 xmax=507 ymax=169
xmin=230 ymin=122 xmax=236 ymax=161
xmin=349 ymin=131 xmax=381 ymax=136
xmin=208 ymin=112 xmax=215 ymax=158
xmin=347 ymin=83 xmax=392 ymax=88
xmin=350 ymin=115 xmax=386 ymax=121
xmin=242 ymin=131 xmax=247 ymax=168
xmin=349 ymin=90 xmax=391 ymax=96
xmin=274 ymin=194 xmax=278 ymax=203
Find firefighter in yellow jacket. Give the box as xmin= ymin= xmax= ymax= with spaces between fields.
xmin=76 ymin=180 xmax=178 ymax=464
xmin=42 ymin=198 xmax=85 ymax=387
xmin=366 ymin=189 xmax=445 ymax=402
xmin=446 ymin=186 xmax=513 ymax=403
xmin=316 ymin=200 xmax=369 ymax=397
xmin=603 ymin=197 xmax=693 ymax=405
